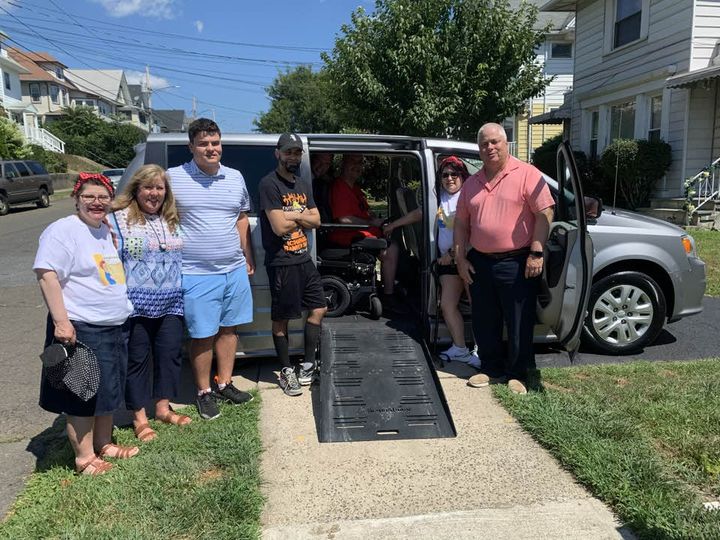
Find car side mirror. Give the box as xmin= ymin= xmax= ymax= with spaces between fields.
xmin=584 ymin=196 xmax=603 ymax=219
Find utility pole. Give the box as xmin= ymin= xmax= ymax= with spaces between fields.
xmin=191 ymin=96 xmax=197 ymax=120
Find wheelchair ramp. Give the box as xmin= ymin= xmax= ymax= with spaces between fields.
xmin=318 ymin=318 xmax=456 ymax=443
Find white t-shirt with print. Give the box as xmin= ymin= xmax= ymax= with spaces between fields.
xmin=33 ymin=215 xmax=133 ymax=325
xmin=437 ymin=189 xmax=460 ymax=255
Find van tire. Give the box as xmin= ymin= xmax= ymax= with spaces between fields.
xmin=36 ymin=188 xmax=50 ymax=208
xmin=0 ymin=193 xmax=8 ymax=216
xmin=322 ymin=276 xmax=351 ymax=318
xmin=583 ymin=271 xmax=666 ymax=354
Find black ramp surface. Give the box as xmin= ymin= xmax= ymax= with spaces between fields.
xmin=318 ymin=318 xmax=456 ymax=443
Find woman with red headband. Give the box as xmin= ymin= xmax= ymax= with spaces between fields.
xmin=33 ymin=173 xmax=138 ymax=476
xmin=383 ymin=156 xmax=480 ymax=366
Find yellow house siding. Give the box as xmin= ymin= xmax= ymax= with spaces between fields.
xmin=514 ymin=104 xmax=564 ymax=162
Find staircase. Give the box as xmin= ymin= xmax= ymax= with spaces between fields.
xmin=637 ymin=198 xmax=688 ymax=226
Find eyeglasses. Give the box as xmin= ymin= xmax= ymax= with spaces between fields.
xmin=441 ymin=172 xmax=460 ymax=179
xmin=79 ymin=194 xmax=111 ymax=203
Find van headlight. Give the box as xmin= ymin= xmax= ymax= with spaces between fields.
xmin=681 ymin=234 xmax=697 ymax=258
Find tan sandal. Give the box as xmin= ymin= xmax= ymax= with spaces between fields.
xmin=76 ymin=455 xmax=113 ymax=476
xmin=98 ymin=443 xmax=140 ymax=459
xmin=133 ymin=423 xmax=157 ymax=442
xmin=156 ymin=410 xmax=192 ymax=426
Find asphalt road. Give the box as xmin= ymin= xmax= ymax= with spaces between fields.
xmin=0 ymin=197 xmax=718 ymax=517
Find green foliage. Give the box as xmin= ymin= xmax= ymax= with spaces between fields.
xmin=599 ymin=138 xmax=672 ymax=210
xmin=254 ymin=66 xmax=341 ymax=133
xmin=497 ymin=360 xmax=720 ymax=539
xmin=26 ymin=144 xmax=67 ymax=173
xmin=322 ymin=0 xmax=550 ymax=138
xmin=46 ymin=107 xmax=146 ymax=168
xmin=531 ymin=133 xmax=563 ymax=177
xmin=0 ymin=116 xmax=31 ymax=159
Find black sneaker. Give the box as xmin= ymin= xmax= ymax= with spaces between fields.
xmin=279 ymin=367 xmax=302 ymax=396
xmin=214 ymin=382 xmax=254 ymax=405
xmin=296 ymin=362 xmax=315 ymax=386
xmin=196 ymin=392 xmax=220 ymax=420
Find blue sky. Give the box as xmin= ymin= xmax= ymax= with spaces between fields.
xmin=0 ymin=0 xmax=375 ymax=131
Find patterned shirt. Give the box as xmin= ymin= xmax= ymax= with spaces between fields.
xmin=168 ymin=160 xmax=251 ymax=274
xmin=111 ymin=208 xmax=183 ymax=318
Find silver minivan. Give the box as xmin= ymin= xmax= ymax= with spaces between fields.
xmin=121 ymin=133 xmax=704 ymax=356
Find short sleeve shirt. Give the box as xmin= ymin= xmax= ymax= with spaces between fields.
xmin=168 ymin=160 xmax=251 ymax=275
xmin=33 ymin=215 xmax=134 ymax=325
xmin=328 ymin=178 xmax=382 ymax=246
xmin=258 ymin=171 xmax=316 ymax=267
xmin=456 ymin=157 xmax=555 ymax=253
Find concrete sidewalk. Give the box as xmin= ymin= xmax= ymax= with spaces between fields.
xmin=231 ymin=359 xmax=634 ymax=540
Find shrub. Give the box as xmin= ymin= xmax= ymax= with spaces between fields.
xmin=0 ymin=116 xmax=31 ymax=159
xmin=27 ymin=144 xmax=67 ymax=173
xmin=531 ymin=133 xmax=563 ymax=177
xmin=599 ymin=138 xmax=672 ymax=210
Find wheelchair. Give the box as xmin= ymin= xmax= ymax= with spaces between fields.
xmin=316 ymin=224 xmax=386 ymax=319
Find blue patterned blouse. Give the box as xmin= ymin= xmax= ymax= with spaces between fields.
xmin=111 ymin=208 xmax=183 ymax=318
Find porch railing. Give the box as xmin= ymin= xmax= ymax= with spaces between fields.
xmin=508 ymin=141 xmax=518 ymax=157
xmin=23 ymin=125 xmax=65 ymax=154
xmin=687 ymin=157 xmax=720 ymax=212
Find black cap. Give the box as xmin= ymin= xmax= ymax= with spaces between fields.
xmin=277 ymin=132 xmax=303 ymax=152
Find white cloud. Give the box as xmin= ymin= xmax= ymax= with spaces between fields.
xmin=194 ymin=20 xmax=204 ymax=33
xmin=125 ymin=71 xmax=173 ymax=91
xmin=0 ymin=0 xmax=17 ymax=13
xmin=90 ymin=0 xmax=178 ymax=19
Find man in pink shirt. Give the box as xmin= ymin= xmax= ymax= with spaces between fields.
xmin=454 ymin=123 xmax=555 ymax=394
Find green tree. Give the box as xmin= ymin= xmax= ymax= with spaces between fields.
xmin=254 ymin=67 xmax=341 ymax=133
xmin=322 ymin=0 xmax=550 ymax=139
xmin=0 ymin=116 xmax=31 ymax=159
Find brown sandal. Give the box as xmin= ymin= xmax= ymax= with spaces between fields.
xmin=76 ymin=455 xmax=113 ymax=476
xmin=98 ymin=443 xmax=140 ymax=459
xmin=133 ymin=423 xmax=157 ymax=442
xmin=156 ymin=410 xmax=192 ymax=426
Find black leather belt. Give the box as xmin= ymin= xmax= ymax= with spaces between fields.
xmin=479 ymin=247 xmax=530 ymax=259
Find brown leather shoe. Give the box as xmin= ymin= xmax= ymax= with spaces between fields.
xmin=467 ymin=373 xmax=507 ymax=388
xmin=508 ymin=379 xmax=528 ymax=394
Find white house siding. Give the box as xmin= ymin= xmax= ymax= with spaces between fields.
xmin=570 ymin=0 xmax=698 ymax=196
xmin=657 ymin=88 xmax=690 ymax=195
xmin=685 ymin=84 xmax=718 ymax=173
xmin=692 ymin=1 xmax=720 ymax=70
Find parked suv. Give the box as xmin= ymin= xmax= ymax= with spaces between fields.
xmin=0 ymin=160 xmax=54 ymax=216
xmin=120 ymin=133 xmax=705 ymax=356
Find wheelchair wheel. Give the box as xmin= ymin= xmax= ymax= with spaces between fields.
xmin=322 ymin=276 xmax=351 ymax=317
xmin=368 ymin=295 xmax=383 ymax=320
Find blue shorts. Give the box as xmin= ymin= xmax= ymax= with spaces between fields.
xmin=182 ymin=266 xmax=253 ymax=339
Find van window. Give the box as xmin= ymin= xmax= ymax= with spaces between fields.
xmin=166 ymin=143 xmax=277 ymax=215
xmin=25 ymin=161 xmax=48 ymax=175
xmin=3 ymin=163 xmax=19 ymax=179
xmin=14 ymin=162 xmax=31 ymax=177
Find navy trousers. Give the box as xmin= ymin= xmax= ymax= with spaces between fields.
xmin=467 ymin=249 xmax=539 ymax=381
xmin=125 ymin=315 xmax=184 ymax=411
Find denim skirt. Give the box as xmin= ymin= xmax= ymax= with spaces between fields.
xmin=39 ymin=315 xmax=130 ymax=417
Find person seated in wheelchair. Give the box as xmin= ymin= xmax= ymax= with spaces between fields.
xmin=328 ymin=154 xmax=403 ymax=312
xmin=383 ymin=156 xmax=480 ymax=366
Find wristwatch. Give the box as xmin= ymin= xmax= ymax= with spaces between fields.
xmin=529 ymin=250 xmax=544 ymax=258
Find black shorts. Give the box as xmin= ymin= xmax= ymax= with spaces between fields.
xmin=437 ymin=263 xmax=458 ymax=277
xmin=267 ymin=260 xmax=327 ymax=321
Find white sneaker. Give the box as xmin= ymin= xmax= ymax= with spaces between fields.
xmin=439 ymin=345 xmax=472 ymax=363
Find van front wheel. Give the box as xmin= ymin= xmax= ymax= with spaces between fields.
xmin=37 ymin=188 xmax=50 ymax=208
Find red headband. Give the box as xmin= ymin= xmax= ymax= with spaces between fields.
xmin=72 ymin=172 xmax=114 ymax=197
xmin=438 ymin=156 xmax=469 ymax=179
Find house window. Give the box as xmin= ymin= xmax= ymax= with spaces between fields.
xmin=610 ymin=100 xmax=636 ymax=142
xmin=50 ymin=84 xmax=59 ymax=105
xmin=76 ymin=99 xmax=95 ymax=107
xmin=590 ymin=111 xmax=599 ymax=159
xmin=55 ymin=66 xmax=63 ymax=79
xmin=648 ymin=96 xmax=662 ymax=141
xmin=614 ymin=0 xmax=642 ymax=48
xmin=29 ymin=83 xmax=40 ymax=102
xmin=3 ymin=72 xmax=9 ymax=91
xmin=551 ymin=43 xmax=573 ymax=59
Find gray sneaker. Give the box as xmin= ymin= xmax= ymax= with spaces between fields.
xmin=196 ymin=392 xmax=220 ymax=420
xmin=279 ymin=367 xmax=302 ymax=396
xmin=296 ymin=362 xmax=315 ymax=386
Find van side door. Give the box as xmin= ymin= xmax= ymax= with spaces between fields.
xmin=13 ymin=161 xmax=33 ymax=201
xmin=535 ymin=142 xmax=594 ymax=354
xmin=3 ymin=163 xmax=22 ymax=202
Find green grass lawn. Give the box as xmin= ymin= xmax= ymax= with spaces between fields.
xmin=0 ymin=398 xmax=263 ymax=540
xmin=690 ymin=228 xmax=720 ymax=297
xmin=496 ymin=361 xmax=720 ymax=540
